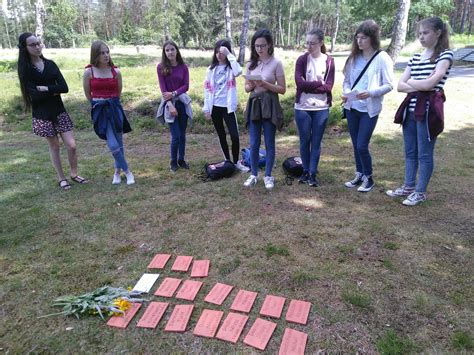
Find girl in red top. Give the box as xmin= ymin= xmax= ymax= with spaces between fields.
xmin=83 ymin=40 xmax=135 ymax=185
xmin=17 ymin=32 xmax=88 ymax=190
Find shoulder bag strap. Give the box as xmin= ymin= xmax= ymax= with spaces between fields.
xmin=351 ymin=50 xmax=381 ymax=90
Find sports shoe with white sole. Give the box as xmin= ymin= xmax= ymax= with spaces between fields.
xmin=125 ymin=171 xmax=135 ymax=185
xmin=402 ymin=192 xmax=426 ymax=206
xmin=236 ymin=159 xmax=250 ymax=172
xmin=112 ymin=173 xmax=121 ymax=185
xmin=344 ymin=172 xmax=363 ymax=188
xmin=386 ymin=185 xmax=415 ymax=197
xmin=357 ymin=175 xmax=375 ymax=192
xmin=243 ymin=174 xmax=258 ymax=187
xmin=264 ymin=176 xmax=275 ymax=190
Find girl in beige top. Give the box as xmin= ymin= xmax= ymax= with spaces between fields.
xmin=243 ymin=29 xmax=286 ymax=190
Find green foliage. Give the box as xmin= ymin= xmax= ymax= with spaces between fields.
xmin=342 ymin=288 xmax=372 ymax=308
xmin=376 ymin=330 xmax=416 ymax=354
xmin=44 ymin=0 xmax=78 ymax=48
xmin=452 ymin=331 xmax=473 ymax=350
xmin=265 ymin=243 xmax=290 ymax=257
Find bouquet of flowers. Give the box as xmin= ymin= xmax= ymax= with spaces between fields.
xmin=43 ymin=286 xmax=146 ymax=320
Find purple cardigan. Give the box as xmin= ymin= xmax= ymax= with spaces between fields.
xmin=294 ymin=52 xmax=335 ymax=106
xmin=394 ymin=90 xmax=446 ymax=139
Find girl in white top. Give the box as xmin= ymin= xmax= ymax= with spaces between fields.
xmin=342 ymin=20 xmax=393 ymax=193
xmin=203 ymin=39 xmax=243 ymax=165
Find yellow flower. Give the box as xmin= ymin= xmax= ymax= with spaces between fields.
xmin=111 ymin=298 xmax=132 ymax=315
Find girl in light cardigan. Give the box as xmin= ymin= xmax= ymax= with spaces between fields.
xmin=203 ymin=39 xmax=243 ymax=167
xmin=342 ymin=20 xmax=393 ymax=193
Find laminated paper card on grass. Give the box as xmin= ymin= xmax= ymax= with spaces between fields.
xmin=191 ymin=260 xmax=210 ymax=278
xmin=204 ymin=283 xmax=234 ymax=305
xmin=259 ymin=295 xmax=286 ymax=319
xmin=164 ymin=304 xmax=194 ymax=332
xmin=136 ymin=302 xmax=168 ymax=329
xmin=193 ymin=309 xmax=224 ymax=338
xmin=171 ymin=256 xmax=193 ymax=272
xmin=285 ymin=299 xmax=311 ymax=325
xmin=278 ymin=328 xmax=308 ymax=355
xmin=147 ymin=254 xmax=171 ymax=269
xmin=230 ymin=289 xmax=258 ymax=313
xmin=107 ymin=303 xmax=142 ymax=329
xmin=154 ymin=277 xmax=182 ymax=297
xmin=132 ymin=273 xmax=159 ymax=293
xmin=243 ymin=318 xmax=277 ymax=351
xmin=175 ymin=280 xmax=203 ymax=302
xmin=215 ymin=312 xmax=249 ymax=344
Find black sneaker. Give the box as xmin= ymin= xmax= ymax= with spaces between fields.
xmin=344 ymin=172 xmax=363 ymax=188
xmin=170 ymin=161 xmax=178 ymax=172
xmin=178 ymin=160 xmax=190 ymax=169
xmin=357 ymin=175 xmax=375 ymax=192
xmin=308 ymin=174 xmax=319 ymax=187
xmin=298 ymin=172 xmax=309 ymax=184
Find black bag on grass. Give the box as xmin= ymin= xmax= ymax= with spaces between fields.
xmin=200 ymin=160 xmax=236 ymax=181
xmin=282 ymin=156 xmax=304 ymax=185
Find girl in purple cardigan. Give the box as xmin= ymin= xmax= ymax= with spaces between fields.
xmin=294 ymin=28 xmax=335 ymax=187
xmin=157 ymin=41 xmax=190 ymax=171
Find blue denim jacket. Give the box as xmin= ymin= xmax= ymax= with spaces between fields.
xmin=91 ymin=97 xmax=131 ymax=140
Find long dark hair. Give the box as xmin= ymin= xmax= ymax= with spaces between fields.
xmin=17 ymin=32 xmax=43 ymax=111
xmin=248 ymin=29 xmax=274 ymax=71
xmin=307 ymin=28 xmax=327 ymax=54
xmin=210 ymin=39 xmax=232 ymax=70
xmin=89 ymin=40 xmax=115 ymax=67
xmin=343 ymin=20 xmax=381 ymax=75
xmin=418 ymin=16 xmax=450 ymax=63
xmin=160 ymin=40 xmax=184 ymax=76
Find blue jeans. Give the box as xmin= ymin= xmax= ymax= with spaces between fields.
xmin=403 ymin=111 xmax=436 ymax=192
xmin=295 ymin=109 xmax=329 ymax=175
xmin=106 ymin=119 xmax=128 ymax=171
xmin=168 ymin=101 xmax=188 ymax=163
xmin=346 ymin=108 xmax=378 ymax=176
xmin=249 ymin=119 xmax=276 ymax=176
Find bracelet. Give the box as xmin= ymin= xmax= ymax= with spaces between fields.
xmin=172 ymin=91 xmax=177 ymax=97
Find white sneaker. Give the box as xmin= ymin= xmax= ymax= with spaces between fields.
xmin=386 ymin=185 xmax=415 ymax=197
xmin=112 ymin=173 xmax=121 ymax=185
xmin=402 ymin=192 xmax=426 ymax=206
xmin=243 ymin=175 xmax=258 ymax=187
xmin=264 ymin=176 xmax=275 ymax=190
xmin=125 ymin=171 xmax=135 ymax=185
xmin=236 ymin=159 xmax=250 ymax=172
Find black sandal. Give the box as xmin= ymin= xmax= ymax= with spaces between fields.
xmin=59 ymin=179 xmax=71 ymax=190
xmin=71 ymin=175 xmax=89 ymax=184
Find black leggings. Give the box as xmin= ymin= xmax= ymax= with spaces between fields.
xmin=211 ymin=106 xmax=240 ymax=163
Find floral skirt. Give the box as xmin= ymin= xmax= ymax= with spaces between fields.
xmin=32 ymin=112 xmax=74 ymax=137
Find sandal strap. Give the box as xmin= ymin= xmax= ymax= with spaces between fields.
xmin=71 ymin=175 xmax=88 ymax=184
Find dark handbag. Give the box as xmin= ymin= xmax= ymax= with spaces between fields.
xmin=282 ymin=156 xmax=304 ymax=185
xmin=200 ymin=160 xmax=236 ymax=181
xmin=341 ymin=50 xmax=381 ymax=119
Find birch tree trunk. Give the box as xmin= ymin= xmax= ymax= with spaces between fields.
xmin=163 ymin=0 xmax=170 ymax=41
xmin=387 ymin=0 xmax=411 ymax=63
xmin=330 ymin=0 xmax=339 ymax=53
xmin=35 ymin=0 xmax=45 ymax=41
xmin=224 ymin=0 xmax=232 ymax=43
xmin=460 ymin=0 xmax=469 ymax=33
xmin=238 ymin=0 xmax=250 ymax=65
xmin=287 ymin=3 xmax=292 ymax=47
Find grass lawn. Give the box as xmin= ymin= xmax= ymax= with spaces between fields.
xmin=1 ymin=46 xmax=473 ymax=353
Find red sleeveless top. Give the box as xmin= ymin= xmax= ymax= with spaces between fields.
xmin=87 ymin=65 xmax=120 ymax=99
